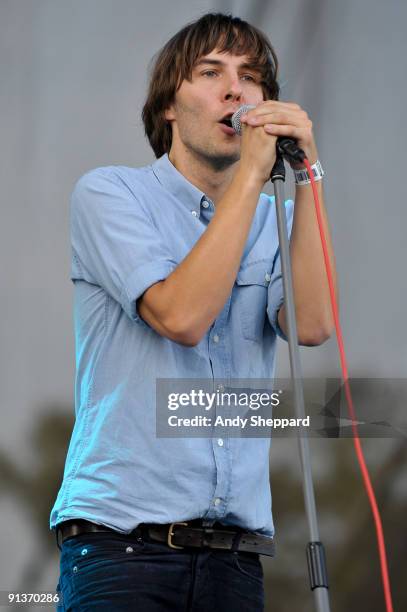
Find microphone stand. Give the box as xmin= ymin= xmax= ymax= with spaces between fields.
xmin=270 ymin=152 xmax=330 ymax=612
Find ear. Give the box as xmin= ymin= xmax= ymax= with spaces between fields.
xmin=164 ymin=105 xmax=175 ymax=121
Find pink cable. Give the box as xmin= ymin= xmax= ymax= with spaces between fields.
xmin=303 ymin=157 xmax=393 ymax=612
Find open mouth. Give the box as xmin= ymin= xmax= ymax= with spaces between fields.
xmin=219 ymin=117 xmax=233 ymax=128
xmin=219 ymin=114 xmax=234 ymax=129
xmin=218 ymin=113 xmax=236 ymax=134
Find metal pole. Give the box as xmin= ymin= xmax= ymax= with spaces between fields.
xmin=271 ymin=156 xmax=330 ymax=612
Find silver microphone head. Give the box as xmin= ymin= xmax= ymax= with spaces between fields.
xmin=231 ymin=104 xmax=256 ymax=135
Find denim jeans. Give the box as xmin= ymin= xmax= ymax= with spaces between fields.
xmin=56 ymin=530 xmax=264 ymax=611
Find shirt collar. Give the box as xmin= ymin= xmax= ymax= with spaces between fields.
xmin=151 ymin=153 xmax=214 ymax=217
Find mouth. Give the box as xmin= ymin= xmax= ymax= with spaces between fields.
xmin=218 ymin=113 xmax=236 ymax=135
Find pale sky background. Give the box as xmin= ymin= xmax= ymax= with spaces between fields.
xmin=0 ymin=0 xmax=406 ymax=599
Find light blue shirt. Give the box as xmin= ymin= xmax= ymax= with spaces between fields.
xmin=50 ymin=153 xmax=294 ymax=537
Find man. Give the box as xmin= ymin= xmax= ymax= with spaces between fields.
xmin=51 ymin=12 xmax=336 ymax=612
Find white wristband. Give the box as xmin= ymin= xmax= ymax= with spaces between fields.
xmin=294 ymin=159 xmax=325 ymax=185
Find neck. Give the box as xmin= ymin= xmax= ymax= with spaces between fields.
xmin=168 ymin=147 xmax=239 ymax=205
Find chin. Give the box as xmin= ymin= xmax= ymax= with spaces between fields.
xmin=204 ymin=146 xmax=240 ymax=170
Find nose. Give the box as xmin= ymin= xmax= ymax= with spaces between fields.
xmin=223 ymin=75 xmax=243 ymax=102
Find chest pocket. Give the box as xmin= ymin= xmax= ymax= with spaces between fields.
xmin=235 ymin=259 xmax=273 ymax=342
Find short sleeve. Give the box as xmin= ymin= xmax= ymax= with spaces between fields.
xmin=70 ymin=167 xmax=178 ymax=328
xmin=266 ymin=199 xmax=295 ymax=340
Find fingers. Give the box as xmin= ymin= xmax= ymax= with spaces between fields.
xmin=239 ymin=101 xmax=317 ymax=167
xmin=263 ymin=124 xmax=311 ymax=139
xmin=242 ymin=111 xmax=312 ymax=130
xmin=240 ymin=101 xmax=312 ymax=130
xmin=256 ymin=100 xmax=301 ymax=111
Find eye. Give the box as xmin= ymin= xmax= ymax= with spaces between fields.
xmin=241 ymin=74 xmax=256 ymax=82
xmin=202 ymin=70 xmax=218 ymax=77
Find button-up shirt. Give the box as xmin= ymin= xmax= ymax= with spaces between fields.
xmin=50 ymin=153 xmax=294 ymax=538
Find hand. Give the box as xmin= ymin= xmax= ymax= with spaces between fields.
xmin=240 ymin=100 xmax=318 ymax=170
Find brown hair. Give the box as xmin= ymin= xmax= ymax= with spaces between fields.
xmin=142 ymin=13 xmax=280 ymax=158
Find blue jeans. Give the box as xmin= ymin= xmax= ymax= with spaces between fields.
xmin=56 ymin=531 xmax=264 ymax=611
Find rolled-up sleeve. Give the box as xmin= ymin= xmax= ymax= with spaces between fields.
xmin=266 ymin=199 xmax=295 ymax=340
xmin=70 ymin=167 xmax=178 ymax=327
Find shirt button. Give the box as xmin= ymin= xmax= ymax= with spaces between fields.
xmin=213 ymin=334 xmax=220 ymax=343
xmin=191 ymin=210 xmax=198 ymax=217
xmin=202 ymin=200 xmax=209 ymax=208
xmin=265 ymin=272 xmax=271 ymax=282
xmin=214 ymin=498 xmax=221 ymax=506
xmin=217 ymin=438 xmax=224 ymax=447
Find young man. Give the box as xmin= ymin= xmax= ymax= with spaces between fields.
xmin=51 ymin=12 xmax=336 ymax=612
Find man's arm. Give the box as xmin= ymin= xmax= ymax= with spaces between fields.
xmin=277 ymin=148 xmax=337 ymax=346
xmin=138 ymin=166 xmax=264 ymax=346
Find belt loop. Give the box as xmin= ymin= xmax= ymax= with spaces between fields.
xmin=134 ymin=523 xmax=148 ymax=541
xmin=231 ymin=531 xmax=243 ymax=553
xmin=56 ymin=527 xmax=62 ymax=551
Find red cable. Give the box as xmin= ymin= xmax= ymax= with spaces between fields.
xmin=303 ymin=157 xmax=394 ymax=611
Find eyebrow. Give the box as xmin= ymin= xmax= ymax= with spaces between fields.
xmin=194 ymin=58 xmax=261 ymax=72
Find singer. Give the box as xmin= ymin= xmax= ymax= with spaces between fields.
xmin=51 ymin=12 xmax=336 ymax=612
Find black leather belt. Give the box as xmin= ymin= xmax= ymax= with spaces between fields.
xmin=56 ymin=519 xmax=275 ymax=557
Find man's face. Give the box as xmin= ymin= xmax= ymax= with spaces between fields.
xmin=165 ymin=49 xmax=265 ymax=170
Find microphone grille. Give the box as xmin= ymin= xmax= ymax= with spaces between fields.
xmin=231 ymin=104 xmax=256 ymax=135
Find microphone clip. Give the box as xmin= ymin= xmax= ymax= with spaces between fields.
xmin=277 ymin=137 xmax=306 ymax=164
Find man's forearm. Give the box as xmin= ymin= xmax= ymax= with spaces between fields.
xmin=279 ymin=175 xmax=337 ymax=345
xmin=152 ymin=166 xmax=264 ymax=343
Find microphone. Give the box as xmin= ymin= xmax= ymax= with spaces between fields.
xmin=231 ymin=104 xmax=305 ymax=163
